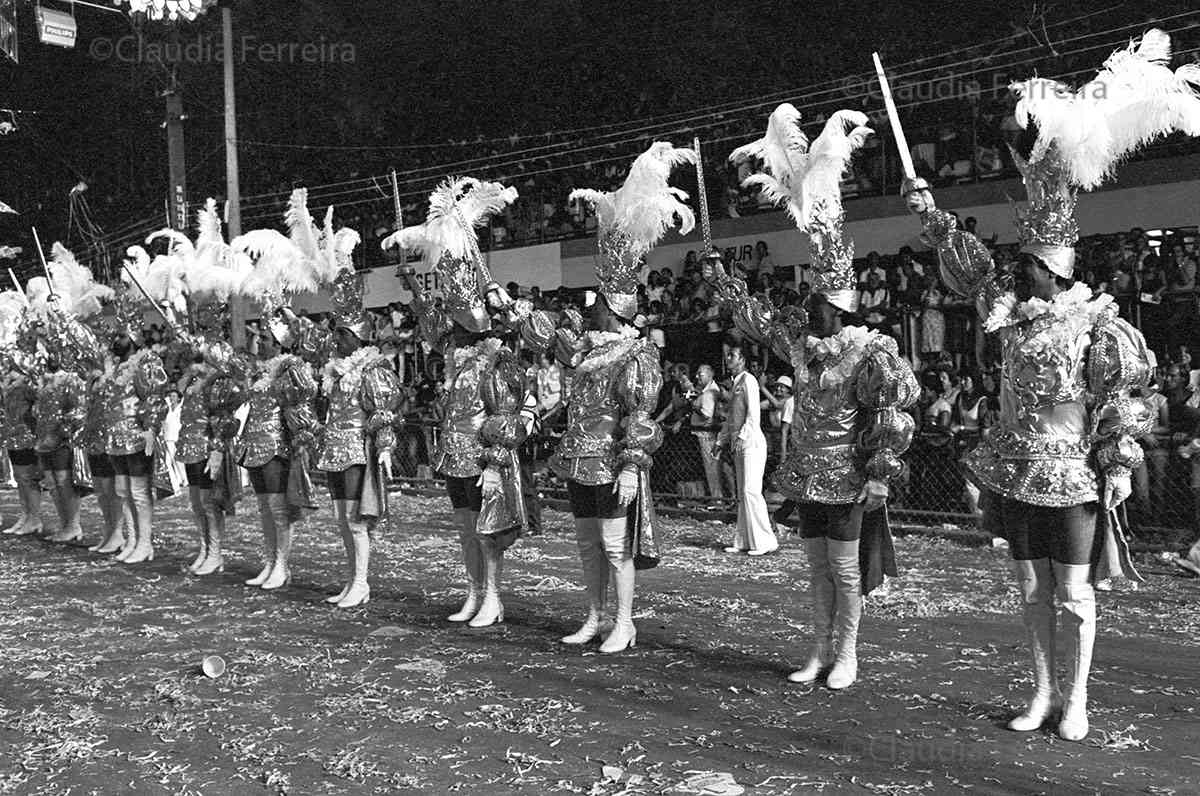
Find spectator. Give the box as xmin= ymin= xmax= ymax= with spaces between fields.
xmin=690 ymin=364 xmax=724 ymax=501
xmin=920 ymin=281 xmax=946 ymax=364
xmin=716 ymin=343 xmax=777 ymax=556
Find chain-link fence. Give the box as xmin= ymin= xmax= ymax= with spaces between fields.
xmin=386 ymin=422 xmax=1198 ymax=547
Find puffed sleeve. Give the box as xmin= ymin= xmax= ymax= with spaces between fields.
xmin=478 ymin=352 xmax=529 ymax=469
xmin=134 ymin=351 xmax=170 ymax=434
xmin=277 ymin=357 xmax=320 ymax=455
xmin=919 ymin=206 xmax=1010 ymax=323
xmin=1089 ymin=309 xmax=1154 ymax=480
xmin=705 ymin=271 xmax=801 ymax=364
xmin=361 ymin=361 xmax=401 ymax=453
xmin=854 ymin=335 xmax=920 ymax=485
xmin=206 ymin=370 xmax=245 ymax=447
xmin=615 ymin=341 xmax=664 ymax=469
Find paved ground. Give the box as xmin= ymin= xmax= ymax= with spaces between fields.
xmin=0 ymin=489 xmax=1197 ymax=795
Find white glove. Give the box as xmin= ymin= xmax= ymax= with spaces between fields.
xmin=476 ymin=466 xmax=502 ymax=498
xmin=206 ymin=450 xmax=223 ymax=481
xmin=613 ymin=465 xmax=639 ymax=508
xmin=378 ymin=450 xmax=394 ymax=481
xmin=856 ymin=479 xmax=889 ymax=513
xmin=142 ymin=430 xmax=157 ymax=457
xmin=1103 ymin=473 xmax=1132 ymax=511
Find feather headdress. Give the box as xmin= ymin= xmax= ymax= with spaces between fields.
xmin=731 ymin=107 xmax=872 ymax=312
xmin=1009 ymin=28 xmax=1200 ymax=277
xmin=23 ymin=244 xmax=112 ymax=370
xmin=382 ymin=177 xmax=518 ymax=333
xmin=569 ymin=142 xmax=696 ymax=319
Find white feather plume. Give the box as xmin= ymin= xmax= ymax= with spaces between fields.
xmin=731 ymin=106 xmax=871 ymax=228
xmin=568 ymin=142 xmax=696 ymax=251
xmin=285 ymin=188 xmax=321 ymax=263
xmin=1012 ymin=28 xmax=1200 ymax=190
xmin=187 ymin=197 xmax=248 ymax=300
xmin=28 ymin=243 xmax=114 ymax=320
xmin=382 ymin=176 xmax=517 ymax=263
xmin=232 ymin=229 xmax=315 ymax=297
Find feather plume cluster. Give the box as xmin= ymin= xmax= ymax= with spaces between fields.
xmin=1012 ymin=28 xmax=1200 ymax=190
xmin=28 ymin=243 xmax=114 ymax=320
xmin=187 ymin=198 xmax=248 ymax=300
xmin=382 ymin=177 xmax=517 ymax=264
xmin=568 ymin=142 xmax=696 ymax=255
xmin=231 ymin=229 xmax=314 ymax=297
xmin=730 ymin=105 xmax=872 ymax=229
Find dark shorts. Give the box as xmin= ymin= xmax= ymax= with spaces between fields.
xmin=110 ymin=452 xmax=152 ymax=478
xmin=998 ymin=498 xmax=1100 ymax=565
xmin=88 ymin=453 xmax=115 ymax=479
xmin=567 ymin=480 xmax=634 ymax=520
xmin=185 ymin=461 xmax=213 ymax=489
xmin=247 ymin=457 xmax=289 ymax=495
xmin=38 ymin=446 xmax=72 ymax=472
xmin=327 ymin=464 xmax=365 ymax=502
xmin=445 ymin=475 xmax=483 ymax=511
xmin=7 ymin=448 xmax=37 ymax=467
xmin=795 ymin=501 xmax=864 ymax=542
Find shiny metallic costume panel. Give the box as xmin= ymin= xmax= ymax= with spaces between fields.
xmin=236 ymin=354 xmax=319 ymax=468
xmin=432 ymin=340 xmax=493 ymax=479
xmin=549 ymin=335 xmax=664 ymax=486
xmin=0 ymin=361 xmax=39 ymax=451
xmin=713 ymin=274 xmax=919 ymax=505
xmin=33 ymin=370 xmax=87 ymax=454
xmin=476 ymin=344 xmax=533 ymax=534
xmin=317 ymin=348 xmax=400 ymax=473
xmin=104 ymin=350 xmax=170 ymax=456
xmin=922 ymin=207 xmax=1153 ymax=507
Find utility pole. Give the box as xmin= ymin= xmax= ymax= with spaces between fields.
xmin=223 ymin=3 xmax=245 ymax=348
xmin=163 ymin=80 xmax=187 ymax=231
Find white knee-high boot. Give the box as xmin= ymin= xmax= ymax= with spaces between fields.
xmin=123 ymin=475 xmax=155 ymax=563
xmin=562 ymin=518 xmax=609 ymax=644
xmin=47 ymin=469 xmax=82 ymax=542
xmin=337 ymin=504 xmax=370 ymax=609
xmin=598 ymin=517 xmax=636 ymax=654
xmin=789 ymin=537 xmax=836 ymax=683
xmin=448 ymin=509 xmax=483 ymax=621
xmin=1054 ymin=562 xmax=1096 ymax=741
xmin=326 ymin=499 xmax=355 ymax=603
xmin=194 ymin=490 xmax=225 ymax=576
xmin=826 ymin=538 xmax=862 ymax=689
xmin=186 ymin=486 xmax=209 ymax=572
xmin=113 ymin=475 xmax=137 ymax=560
xmin=89 ymin=476 xmax=126 ymax=554
xmin=470 ymin=534 xmax=506 ymax=627
xmin=1007 ymin=558 xmax=1060 ymax=731
xmin=6 ymin=464 xmax=42 ymax=536
xmin=246 ymin=494 xmax=277 ymax=586
xmin=260 ymin=494 xmax=292 ymax=590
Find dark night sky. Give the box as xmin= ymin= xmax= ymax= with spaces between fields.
xmin=0 ymin=0 xmax=1194 ymax=255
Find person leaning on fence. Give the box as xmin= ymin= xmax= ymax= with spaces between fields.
xmin=900 ymin=29 xmax=1194 ymax=738
xmin=721 ymin=105 xmax=919 ymax=690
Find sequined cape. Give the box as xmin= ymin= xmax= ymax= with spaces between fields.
xmin=713 ymin=274 xmax=919 ymax=505
xmin=920 ymin=207 xmax=1153 ymax=508
xmin=105 ymin=348 xmax=170 ymax=457
xmin=476 ymin=343 xmax=534 ymax=535
xmin=0 ymin=351 xmax=40 ymax=452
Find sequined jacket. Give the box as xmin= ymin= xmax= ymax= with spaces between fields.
xmin=105 ymin=348 xmax=170 ymax=456
xmin=81 ymin=359 xmax=119 ymax=456
xmin=920 ymin=207 xmax=1153 ymax=506
xmin=549 ymin=331 xmax=664 ymax=486
xmin=317 ymin=347 xmax=401 ymax=473
xmin=434 ymin=338 xmax=497 ymax=478
xmin=713 ymin=275 xmax=919 ymax=504
xmin=33 ymin=369 xmax=87 ymax=454
xmin=236 ymin=354 xmax=319 ymax=468
xmin=0 ymin=352 xmax=40 ymax=452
